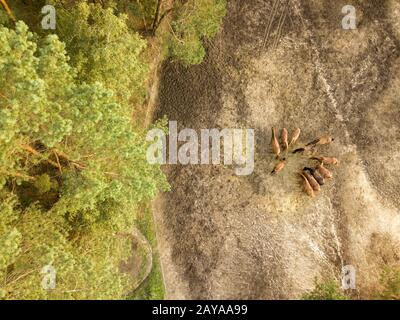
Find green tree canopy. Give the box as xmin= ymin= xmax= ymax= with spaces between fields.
xmin=0 ymin=21 xmax=167 ymax=299
xmin=48 ymin=1 xmax=148 ymax=105
xmin=169 ymin=0 xmax=226 ymax=65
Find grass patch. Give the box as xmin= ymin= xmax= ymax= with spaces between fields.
xmin=128 ymin=203 xmax=165 ymax=300
xmin=302 ymin=278 xmax=349 ymax=300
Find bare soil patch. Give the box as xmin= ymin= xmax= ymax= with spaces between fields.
xmin=153 ymin=0 xmax=400 ymax=299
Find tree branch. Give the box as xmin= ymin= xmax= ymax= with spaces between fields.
xmin=20 ymin=144 xmax=60 ymax=169
xmin=0 ymin=0 xmax=16 ymax=21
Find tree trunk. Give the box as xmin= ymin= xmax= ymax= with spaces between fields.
xmin=152 ymin=0 xmax=163 ymax=32
xmin=0 ymin=0 xmax=16 ymax=21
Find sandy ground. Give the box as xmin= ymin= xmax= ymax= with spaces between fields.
xmin=152 ymin=0 xmax=400 ymax=299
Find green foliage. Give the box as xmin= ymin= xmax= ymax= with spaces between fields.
xmin=33 ymin=174 xmax=57 ymax=194
xmin=0 ymin=21 xmax=167 ymax=299
xmin=114 ymin=0 xmax=158 ymax=25
xmin=48 ymin=1 xmax=148 ymax=104
xmin=302 ymin=278 xmax=349 ymax=300
xmin=169 ymin=0 xmax=226 ymax=65
xmin=0 ymin=7 xmax=9 ymax=25
xmin=377 ymin=266 xmax=400 ymax=300
xmin=0 ymin=193 xmax=21 ymax=299
xmin=2 ymin=202 xmax=133 ymax=300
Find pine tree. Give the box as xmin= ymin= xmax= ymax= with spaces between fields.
xmin=0 ymin=21 xmax=167 ymax=299
xmin=49 ymin=1 xmax=148 ymax=105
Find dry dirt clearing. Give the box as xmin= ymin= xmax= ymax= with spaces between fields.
xmin=153 ymin=0 xmax=400 ymax=299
